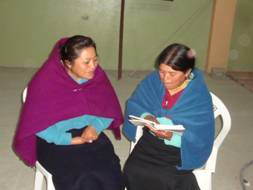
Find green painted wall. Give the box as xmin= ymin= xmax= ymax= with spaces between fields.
xmin=0 ymin=0 xmax=213 ymax=70
xmin=0 ymin=0 xmax=120 ymax=69
xmin=228 ymin=0 xmax=253 ymax=71
xmin=123 ymin=0 xmax=213 ymax=70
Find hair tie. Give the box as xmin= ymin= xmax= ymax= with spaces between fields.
xmin=187 ymin=49 xmax=196 ymax=59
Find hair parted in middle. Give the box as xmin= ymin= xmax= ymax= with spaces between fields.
xmin=155 ymin=43 xmax=195 ymax=73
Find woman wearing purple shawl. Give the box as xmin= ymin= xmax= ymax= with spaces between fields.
xmin=13 ymin=35 xmax=124 ymax=190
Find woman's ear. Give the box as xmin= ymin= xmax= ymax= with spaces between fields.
xmin=64 ymin=60 xmax=72 ymax=69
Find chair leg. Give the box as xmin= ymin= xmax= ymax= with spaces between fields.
xmin=47 ymin=175 xmax=55 ymax=190
xmin=34 ymin=161 xmax=55 ymax=190
xmin=194 ymin=171 xmax=212 ymax=190
xmin=34 ymin=169 xmax=44 ymax=190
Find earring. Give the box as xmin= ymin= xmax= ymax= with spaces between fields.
xmin=64 ymin=60 xmax=72 ymax=69
xmin=188 ymin=72 xmax=194 ymax=80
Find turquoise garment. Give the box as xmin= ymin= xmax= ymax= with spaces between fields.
xmin=36 ymin=78 xmax=112 ymax=145
xmin=78 ymin=78 xmax=88 ymax=83
xmin=159 ymin=119 xmax=181 ymax=148
xmin=157 ymin=117 xmax=181 ymax=148
xmin=141 ymin=113 xmax=181 ymax=148
xmin=37 ymin=114 xmax=113 ymax=145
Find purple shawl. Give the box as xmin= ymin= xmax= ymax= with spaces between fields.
xmin=13 ymin=38 xmax=124 ymax=166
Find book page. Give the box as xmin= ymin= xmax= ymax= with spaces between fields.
xmin=128 ymin=115 xmax=185 ymax=132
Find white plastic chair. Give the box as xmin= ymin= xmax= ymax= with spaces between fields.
xmin=34 ymin=161 xmax=55 ymax=190
xmin=129 ymin=92 xmax=231 ymax=190
xmin=22 ymin=88 xmax=55 ymax=190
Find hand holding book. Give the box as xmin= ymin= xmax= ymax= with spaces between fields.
xmin=143 ymin=114 xmax=159 ymax=125
xmin=128 ymin=115 xmax=185 ymax=137
xmin=140 ymin=115 xmax=172 ymax=139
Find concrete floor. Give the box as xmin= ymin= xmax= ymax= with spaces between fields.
xmin=0 ymin=67 xmax=252 ymax=190
xmin=227 ymin=71 xmax=253 ymax=92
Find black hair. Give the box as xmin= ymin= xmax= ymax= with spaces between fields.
xmin=155 ymin=43 xmax=195 ymax=72
xmin=60 ymin=35 xmax=96 ymax=62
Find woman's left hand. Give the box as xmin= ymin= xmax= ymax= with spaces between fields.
xmin=154 ymin=130 xmax=173 ymax=140
xmin=81 ymin=126 xmax=98 ymax=143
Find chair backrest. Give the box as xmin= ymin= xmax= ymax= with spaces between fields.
xmin=130 ymin=92 xmax=231 ymax=173
xmin=22 ymin=87 xmax=27 ymax=103
xmin=22 ymin=87 xmax=55 ymax=190
xmin=204 ymin=92 xmax=231 ymax=172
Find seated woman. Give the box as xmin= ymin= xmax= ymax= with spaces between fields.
xmin=123 ymin=43 xmax=215 ymax=190
xmin=13 ymin=35 xmax=124 ymax=190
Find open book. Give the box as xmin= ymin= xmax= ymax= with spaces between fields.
xmin=128 ymin=115 xmax=185 ymax=134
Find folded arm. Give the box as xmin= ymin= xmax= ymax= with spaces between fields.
xmin=36 ymin=114 xmax=113 ymax=145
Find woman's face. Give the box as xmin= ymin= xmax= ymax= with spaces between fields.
xmin=159 ymin=63 xmax=190 ymax=90
xmin=65 ymin=47 xmax=98 ymax=80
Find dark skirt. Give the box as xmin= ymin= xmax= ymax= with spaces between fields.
xmin=123 ymin=128 xmax=200 ymax=190
xmin=37 ymin=129 xmax=124 ymax=190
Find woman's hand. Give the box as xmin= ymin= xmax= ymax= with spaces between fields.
xmin=71 ymin=136 xmax=86 ymax=145
xmin=153 ymin=130 xmax=173 ymax=140
xmin=144 ymin=115 xmax=173 ymax=140
xmin=81 ymin=125 xmax=98 ymax=143
xmin=144 ymin=115 xmax=160 ymax=132
xmin=71 ymin=126 xmax=98 ymax=145
xmin=144 ymin=115 xmax=159 ymax=123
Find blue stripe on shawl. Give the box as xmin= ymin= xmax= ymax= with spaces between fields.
xmin=123 ymin=69 xmax=215 ymax=170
